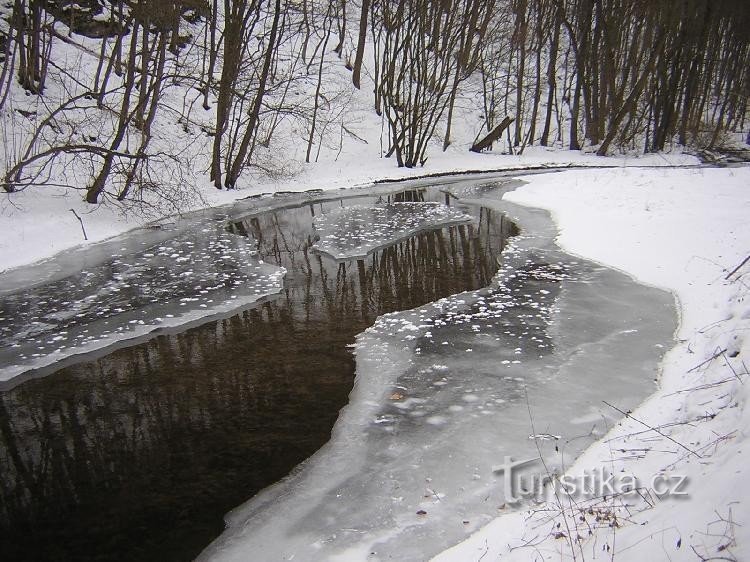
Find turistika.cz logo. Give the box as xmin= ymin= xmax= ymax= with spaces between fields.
xmin=492 ymin=456 xmax=689 ymax=503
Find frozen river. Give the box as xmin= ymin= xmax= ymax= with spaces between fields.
xmin=200 ymin=177 xmax=676 ymax=561
xmin=0 ymin=174 xmax=676 ymax=561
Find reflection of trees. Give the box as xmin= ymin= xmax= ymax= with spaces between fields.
xmin=237 ymin=195 xmax=516 ymax=329
xmin=0 ymin=194 xmax=516 ymax=561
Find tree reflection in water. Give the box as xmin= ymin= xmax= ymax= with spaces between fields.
xmin=0 ymin=190 xmax=517 ymax=561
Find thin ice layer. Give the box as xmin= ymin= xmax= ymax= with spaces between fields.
xmin=312 ymin=202 xmax=472 ymax=260
xmin=199 ymin=198 xmax=676 ymax=562
xmin=0 ymin=229 xmax=285 ymax=383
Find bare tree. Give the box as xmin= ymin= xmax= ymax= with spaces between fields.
xmin=224 ymin=0 xmax=282 ymax=188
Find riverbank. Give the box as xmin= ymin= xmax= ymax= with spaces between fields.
xmin=0 ymin=149 xmax=697 ymax=273
xmin=436 ymin=165 xmax=750 ymax=561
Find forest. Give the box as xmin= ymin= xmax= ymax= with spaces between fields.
xmin=0 ymin=0 xmax=748 ymax=206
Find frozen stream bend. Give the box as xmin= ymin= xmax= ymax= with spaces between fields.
xmin=0 ymin=197 xmax=469 ymax=386
xmin=201 ymin=179 xmax=677 ymax=562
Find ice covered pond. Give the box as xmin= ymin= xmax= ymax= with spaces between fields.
xmin=0 ymin=175 xmax=676 ymax=562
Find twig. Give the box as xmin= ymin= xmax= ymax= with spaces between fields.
xmin=725 ymin=254 xmax=750 ymax=280
xmin=478 ymin=539 xmax=489 ymax=561
xmin=604 ymin=419 xmax=698 ymax=442
xmin=524 ymin=388 xmax=581 ymax=561
xmin=665 ymin=378 xmax=740 ymax=396
xmin=69 ymin=208 xmax=88 ymax=240
xmin=690 ymin=544 xmax=736 ymax=561
xmin=603 ymin=401 xmax=702 ymax=458
xmin=342 ymin=124 xmax=368 ymax=144
xmin=688 ymin=348 xmax=727 ymax=373
xmin=507 ymin=533 xmax=545 ymax=553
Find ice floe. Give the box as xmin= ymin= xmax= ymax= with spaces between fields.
xmin=312 ymin=202 xmax=472 ymax=260
xmin=0 ymin=229 xmax=285 ymax=384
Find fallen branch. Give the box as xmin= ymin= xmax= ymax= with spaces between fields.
xmin=470 ymin=116 xmax=515 ymax=153
xmin=687 ymin=348 xmax=727 ymax=373
xmin=720 ymin=350 xmax=745 ymax=382
xmin=665 ymin=377 xmax=741 ymax=396
xmin=342 ymin=124 xmax=368 ymax=144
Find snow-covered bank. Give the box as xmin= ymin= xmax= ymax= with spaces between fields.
xmin=0 ymin=149 xmax=697 ymax=273
xmin=435 ymin=166 xmax=750 ymax=561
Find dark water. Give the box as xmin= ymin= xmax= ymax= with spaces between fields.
xmin=0 ymin=189 xmax=517 ymax=561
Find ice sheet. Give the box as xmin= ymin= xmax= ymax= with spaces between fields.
xmin=312 ymin=202 xmax=472 ymax=260
xmin=0 ymin=228 xmax=285 ymax=384
xmin=199 ymin=194 xmax=677 ymax=562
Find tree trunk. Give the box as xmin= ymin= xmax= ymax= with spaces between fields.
xmin=513 ymin=0 xmax=526 ymax=146
xmin=541 ymin=9 xmax=560 ymax=146
xmin=225 ymin=0 xmax=282 ymax=188
xmin=597 ymin=30 xmax=665 ymax=156
xmin=86 ymin=22 xmax=140 ymax=203
xmin=306 ymin=9 xmax=332 ymax=163
xmin=352 ymin=0 xmax=370 ymax=89
xmin=470 ymin=116 xmax=514 ymax=152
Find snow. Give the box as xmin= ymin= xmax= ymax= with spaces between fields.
xmin=0 ymin=114 xmax=698 ymax=273
xmin=0 ymin=8 xmax=699 ymax=275
xmin=4 ymin=160 xmax=747 ymax=561
xmin=0 ymin=6 xmax=747 ymax=559
xmin=435 ymin=165 xmax=750 ymax=561
xmin=2 ymin=139 xmax=748 ymax=559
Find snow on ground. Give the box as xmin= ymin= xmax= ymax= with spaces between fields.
xmin=435 ymin=165 xmax=750 ymax=561
xmin=0 ymin=147 xmax=697 ymax=273
xmin=2 ymin=9 xmax=748 ymax=559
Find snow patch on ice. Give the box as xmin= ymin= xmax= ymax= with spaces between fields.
xmin=312 ymin=202 xmax=471 ymax=260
